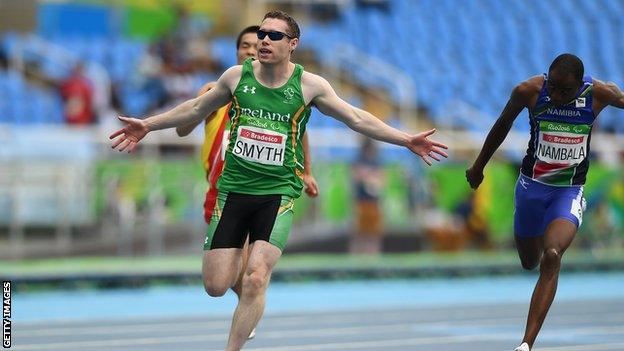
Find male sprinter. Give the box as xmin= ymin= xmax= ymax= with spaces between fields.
xmin=175 ymin=25 xmax=319 ymax=340
xmin=111 ymin=11 xmax=448 ymax=351
xmin=466 ymin=53 xmax=624 ymax=351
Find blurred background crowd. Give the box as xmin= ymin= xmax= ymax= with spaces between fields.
xmin=0 ymin=0 xmax=622 ymax=260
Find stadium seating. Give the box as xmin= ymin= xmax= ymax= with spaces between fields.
xmin=298 ymin=0 xmax=624 ymax=132
xmin=1 ymin=0 xmax=623 ymax=134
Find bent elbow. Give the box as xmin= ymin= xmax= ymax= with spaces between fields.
xmin=176 ymin=128 xmax=189 ymax=137
xmin=190 ymin=98 xmax=203 ymax=118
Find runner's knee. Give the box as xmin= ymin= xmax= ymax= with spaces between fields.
xmin=242 ymin=269 xmax=269 ymax=296
xmin=203 ymin=279 xmax=230 ymax=297
xmin=540 ymin=248 xmax=561 ymax=272
xmin=518 ymin=249 xmax=541 ymax=271
xmin=520 ymin=256 xmax=540 ymax=271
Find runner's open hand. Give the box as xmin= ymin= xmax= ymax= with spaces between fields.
xmin=406 ymin=129 xmax=448 ymax=166
xmin=109 ymin=116 xmax=149 ymax=153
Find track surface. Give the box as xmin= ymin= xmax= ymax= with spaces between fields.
xmin=11 ymin=273 xmax=624 ymax=351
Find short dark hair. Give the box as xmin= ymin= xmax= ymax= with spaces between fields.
xmin=263 ymin=10 xmax=300 ymax=39
xmin=236 ymin=25 xmax=260 ymax=49
xmin=549 ymin=53 xmax=584 ymax=82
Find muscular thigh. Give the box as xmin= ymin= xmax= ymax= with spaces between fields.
xmin=246 ymin=240 xmax=283 ymax=275
xmin=514 ymin=174 xmax=549 ymax=237
xmin=248 ymin=195 xmax=295 ymax=251
xmin=544 ymin=186 xmax=585 ymax=234
xmin=202 ymin=248 xmax=243 ymax=284
xmin=205 ymin=191 xmax=295 ymax=253
xmin=543 ymin=219 xmax=577 ymax=254
xmin=204 ymin=192 xmax=253 ymax=250
xmin=513 ymin=175 xmax=584 ymax=265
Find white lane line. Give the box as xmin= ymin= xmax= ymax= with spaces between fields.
xmin=536 ymin=343 xmax=624 ymax=351
xmin=11 ymin=321 xmax=624 ymax=350
xmin=561 ymin=325 xmax=624 ymax=336
xmin=15 ymin=309 xmax=624 ymax=338
xmin=9 ymin=331 xmax=504 ymax=351
xmin=437 ymin=325 xmax=624 ymax=339
xmin=7 ymin=323 xmax=475 ymax=350
xmin=15 ymin=298 xmax=621 ymax=329
xmin=15 ymin=307 xmax=490 ymax=328
xmin=15 ymin=320 xmax=230 ymax=337
xmin=229 ymin=334 xmax=510 ymax=351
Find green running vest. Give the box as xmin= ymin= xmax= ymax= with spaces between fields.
xmin=217 ymin=58 xmax=312 ymax=198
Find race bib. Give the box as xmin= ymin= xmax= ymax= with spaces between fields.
xmin=232 ymin=126 xmax=286 ymax=166
xmin=536 ymin=121 xmax=589 ymax=165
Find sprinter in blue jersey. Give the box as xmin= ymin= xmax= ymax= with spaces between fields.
xmin=466 ymin=54 xmax=624 ymax=351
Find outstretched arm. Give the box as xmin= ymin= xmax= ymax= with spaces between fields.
xmin=466 ymin=78 xmax=537 ymax=189
xmin=593 ymin=79 xmax=624 ymax=113
xmin=110 ymin=67 xmax=239 ymax=153
xmin=306 ymin=74 xmax=448 ymax=165
xmin=608 ymin=83 xmax=624 ymax=108
xmin=176 ymin=82 xmax=217 ymax=137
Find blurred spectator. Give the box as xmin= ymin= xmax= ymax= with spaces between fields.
xmin=416 ymin=105 xmax=435 ymax=130
xmin=84 ymin=62 xmax=112 ymax=122
xmin=138 ymin=6 xmax=219 ymax=108
xmin=350 ymin=138 xmax=385 ymax=254
xmin=158 ymin=34 xmax=190 ymax=74
xmin=454 ymin=191 xmax=492 ymax=250
xmin=309 ymin=3 xmax=340 ymax=22
xmin=0 ymin=45 xmax=7 ymax=70
xmin=422 ymin=181 xmax=467 ymax=252
xmin=157 ymin=5 xmax=216 ymax=75
xmin=60 ymin=62 xmax=94 ymax=125
xmin=357 ymin=0 xmax=391 ymax=11
xmin=137 ymin=43 xmax=169 ymax=110
xmin=424 ymin=177 xmax=492 ymax=252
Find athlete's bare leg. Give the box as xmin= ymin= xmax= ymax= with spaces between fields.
xmin=231 ymin=238 xmax=250 ymax=298
xmin=225 ymin=240 xmax=281 ymax=351
xmin=519 ymin=218 xmax=577 ymax=348
xmin=229 ymin=238 xmax=258 ymax=339
xmin=202 ymin=248 xmax=243 ymax=297
xmin=514 ymin=235 xmax=543 ymax=271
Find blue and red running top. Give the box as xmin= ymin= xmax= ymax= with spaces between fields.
xmin=520 ymin=74 xmax=596 ymax=186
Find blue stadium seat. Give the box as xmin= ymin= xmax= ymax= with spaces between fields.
xmin=45 ymin=93 xmax=65 ymax=124
xmin=302 ymin=0 xmax=624 ymax=139
xmin=4 ymin=1 xmax=624 ymax=131
xmin=210 ymin=37 xmax=236 ymax=68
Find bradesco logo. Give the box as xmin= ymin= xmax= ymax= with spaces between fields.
xmin=541 ymin=134 xmax=583 ymax=145
xmin=239 ymin=129 xmax=283 ymax=144
xmin=233 ymin=126 xmax=287 ymax=166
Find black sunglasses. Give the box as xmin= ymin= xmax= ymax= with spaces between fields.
xmin=257 ymin=30 xmax=292 ymax=41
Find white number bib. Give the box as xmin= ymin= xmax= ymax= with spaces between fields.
xmin=536 ymin=122 xmax=589 ymax=165
xmin=232 ymin=126 xmax=287 ymax=166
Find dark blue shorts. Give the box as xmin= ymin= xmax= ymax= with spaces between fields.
xmin=514 ymin=174 xmax=585 ymax=237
